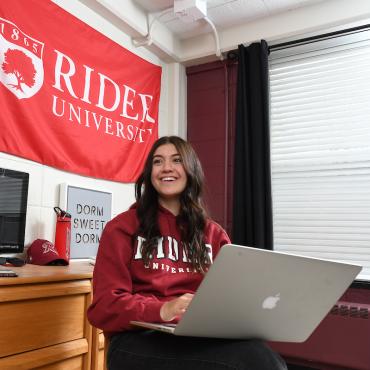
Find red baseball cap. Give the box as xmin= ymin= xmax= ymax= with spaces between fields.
xmin=27 ymin=239 xmax=69 ymax=266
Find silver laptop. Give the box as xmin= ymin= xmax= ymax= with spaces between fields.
xmin=130 ymin=244 xmax=361 ymax=342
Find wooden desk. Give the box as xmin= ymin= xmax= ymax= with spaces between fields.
xmin=0 ymin=262 xmax=103 ymax=370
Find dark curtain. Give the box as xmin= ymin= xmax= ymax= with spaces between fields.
xmin=232 ymin=41 xmax=273 ymax=249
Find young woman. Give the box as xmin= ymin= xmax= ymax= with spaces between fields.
xmin=87 ymin=136 xmax=287 ymax=370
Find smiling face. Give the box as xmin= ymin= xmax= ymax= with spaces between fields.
xmin=151 ymin=143 xmax=187 ymax=208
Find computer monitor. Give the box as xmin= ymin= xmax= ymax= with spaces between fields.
xmin=0 ymin=168 xmax=29 ymax=253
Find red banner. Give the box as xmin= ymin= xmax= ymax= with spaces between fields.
xmin=0 ymin=1 xmax=161 ymax=182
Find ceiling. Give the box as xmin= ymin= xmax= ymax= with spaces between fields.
xmin=133 ymin=0 xmax=327 ymax=40
xmin=90 ymin=0 xmax=370 ymax=64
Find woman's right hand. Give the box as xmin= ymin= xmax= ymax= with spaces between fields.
xmin=160 ymin=293 xmax=194 ymax=322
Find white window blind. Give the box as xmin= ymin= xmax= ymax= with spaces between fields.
xmin=269 ymin=28 xmax=370 ymax=281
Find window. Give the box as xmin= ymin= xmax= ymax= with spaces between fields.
xmin=269 ymin=27 xmax=370 ymax=281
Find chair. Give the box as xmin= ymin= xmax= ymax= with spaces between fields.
xmin=104 ymin=334 xmax=110 ymax=370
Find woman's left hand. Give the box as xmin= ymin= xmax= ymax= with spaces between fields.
xmin=160 ymin=293 xmax=194 ymax=322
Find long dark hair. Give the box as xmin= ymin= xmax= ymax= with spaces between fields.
xmin=135 ymin=136 xmax=209 ymax=272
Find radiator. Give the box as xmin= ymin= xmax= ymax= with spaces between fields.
xmin=269 ymin=301 xmax=370 ymax=370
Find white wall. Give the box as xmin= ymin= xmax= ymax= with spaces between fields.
xmin=0 ymin=0 xmax=182 ymax=255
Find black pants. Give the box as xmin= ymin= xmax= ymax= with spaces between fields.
xmin=108 ymin=330 xmax=288 ymax=370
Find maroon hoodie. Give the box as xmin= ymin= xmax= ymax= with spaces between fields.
xmin=87 ymin=205 xmax=230 ymax=336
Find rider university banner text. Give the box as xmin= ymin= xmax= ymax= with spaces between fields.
xmin=0 ymin=1 xmax=161 ymax=182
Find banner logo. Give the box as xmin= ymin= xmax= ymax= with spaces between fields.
xmin=0 ymin=17 xmax=44 ymax=99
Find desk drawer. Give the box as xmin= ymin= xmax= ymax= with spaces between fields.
xmin=0 ymin=281 xmax=91 ymax=358
xmin=0 ymin=338 xmax=88 ymax=370
xmin=36 ymin=356 xmax=84 ymax=370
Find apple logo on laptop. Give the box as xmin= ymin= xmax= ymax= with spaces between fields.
xmin=262 ymin=293 xmax=280 ymax=309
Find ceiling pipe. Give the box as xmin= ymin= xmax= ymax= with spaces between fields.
xmin=132 ymin=7 xmax=173 ymax=47
xmin=204 ymin=16 xmax=223 ymax=60
xmin=132 ymin=3 xmax=223 ymax=61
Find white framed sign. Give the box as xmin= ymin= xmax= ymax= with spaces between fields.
xmin=59 ymin=183 xmax=112 ymax=258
